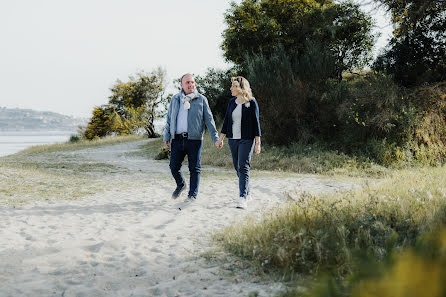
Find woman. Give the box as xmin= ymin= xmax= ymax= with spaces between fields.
xmin=216 ymin=76 xmax=261 ymax=209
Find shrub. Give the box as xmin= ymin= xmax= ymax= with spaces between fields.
xmin=324 ymin=75 xmax=446 ymax=166
xmin=69 ymin=134 xmax=81 ymax=143
xmin=155 ymin=146 xmax=170 ymax=160
xmin=405 ymin=82 xmax=446 ymax=165
xmin=83 ymin=105 xmax=114 ymax=140
xmin=336 ymin=73 xmax=406 ymax=142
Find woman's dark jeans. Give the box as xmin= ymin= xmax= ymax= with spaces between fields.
xmin=169 ymin=139 xmax=203 ymax=197
xmin=228 ymin=138 xmax=255 ymax=198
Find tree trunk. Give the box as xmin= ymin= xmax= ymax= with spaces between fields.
xmin=145 ymin=122 xmax=156 ymax=138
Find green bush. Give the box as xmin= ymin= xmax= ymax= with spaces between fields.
xmin=155 ymin=146 xmax=170 ymax=160
xmin=83 ymin=105 xmax=115 ymax=140
xmin=320 ymin=75 xmax=446 ymax=166
xmin=69 ymin=134 xmax=81 ymax=143
xmin=405 ymin=82 xmax=446 ymax=165
xmin=335 ymin=73 xmax=407 ymax=144
xmin=323 ymin=73 xmax=415 ymax=164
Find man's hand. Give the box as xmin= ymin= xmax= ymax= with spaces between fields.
xmin=164 ymin=141 xmax=170 ymax=148
xmin=215 ymin=140 xmax=223 ymax=149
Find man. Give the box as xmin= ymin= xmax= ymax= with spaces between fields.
xmin=163 ymin=73 xmax=219 ymax=201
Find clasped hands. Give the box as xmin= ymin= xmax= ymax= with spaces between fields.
xmin=215 ymin=139 xmax=224 ymax=149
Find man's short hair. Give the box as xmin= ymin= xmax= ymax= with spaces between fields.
xmin=181 ymin=73 xmax=193 ymax=84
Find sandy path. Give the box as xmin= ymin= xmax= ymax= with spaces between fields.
xmin=0 ymin=140 xmax=360 ymax=297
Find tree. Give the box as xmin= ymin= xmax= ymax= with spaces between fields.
xmin=222 ymin=0 xmax=374 ymax=78
xmin=323 ymin=2 xmax=375 ymax=79
xmin=372 ymin=0 xmax=446 ymax=86
xmin=244 ymin=45 xmax=339 ymax=145
xmin=195 ymin=68 xmax=235 ymax=124
xmin=83 ymin=105 xmax=115 ymax=140
xmin=370 ymin=0 xmax=446 ymax=36
xmin=108 ymin=67 xmax=168 ymax=137
xmin=110 ymin=106 xmax=149 ymax=136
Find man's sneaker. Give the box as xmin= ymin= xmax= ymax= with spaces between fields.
xmin=236 ymin=196 xmax=248 ymax=209
xmin=246 ymin=193 xmax=252 ymax=201
xmin=184 ymin=195 xmax=197 ymax=202
xmin=172 ymin=184 xmax=186 ymax=199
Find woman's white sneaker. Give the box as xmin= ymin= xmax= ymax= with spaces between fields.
xmin=236 ymin=197 xmax=248 ymax=209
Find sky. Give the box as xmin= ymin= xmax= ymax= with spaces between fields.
xmin=0 ymin=0 xmax=392 ymax=118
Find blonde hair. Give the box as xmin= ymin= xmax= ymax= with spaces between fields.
xmin=231 ymin=76 xmax=253 ymax=104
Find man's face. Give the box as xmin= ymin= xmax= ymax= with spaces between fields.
xmin=181 ymin=74 xmax=195 ymax=95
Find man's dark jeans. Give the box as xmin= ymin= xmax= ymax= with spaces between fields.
xmin=169 ymin=138 xmax=203 ymax=197
xmin=228 ymin=138 xmax=255 ymax=198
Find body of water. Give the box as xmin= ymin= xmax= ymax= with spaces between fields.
xmin=0 ymin=131 xmax=75 ymax=157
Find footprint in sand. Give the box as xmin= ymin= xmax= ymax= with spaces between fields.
xmin=19 ymin=231 xmax=35 ymax=241
xmin=150 ymin=247 xmax=161 ymax=253
xmin=83 ymin=242 xmax=104 ymax=253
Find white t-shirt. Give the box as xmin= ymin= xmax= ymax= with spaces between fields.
xmin=231 ymin=103 xmax=242 ymax=139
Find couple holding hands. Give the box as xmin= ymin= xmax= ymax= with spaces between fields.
xmin=163 ymin=73 xmax=261 ymax=209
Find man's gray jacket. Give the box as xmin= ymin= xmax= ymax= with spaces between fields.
xmin=163 ymin=92 xmax=219 ymax=143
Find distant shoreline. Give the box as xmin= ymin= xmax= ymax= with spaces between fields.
xmin=0 ymin=106 xmax=87 ymax=132
xmin=0 ymin=130 xmax=75 ymax=157
xmin=0 ymin=129 xmax=77 ymax=133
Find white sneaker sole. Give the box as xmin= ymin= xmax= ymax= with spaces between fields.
xmin=236 ymin=199 xmax=248 ymax=209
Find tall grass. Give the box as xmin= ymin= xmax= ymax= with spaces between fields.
xmin=290 ymin=227 xmax=446 ymax=297
xmin=214 ymin=166 xmax=446 ymax=280
xmin=144 ymin=135 xmax=389 ymax=177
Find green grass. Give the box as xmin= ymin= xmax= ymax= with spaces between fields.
xmin=213 ymin=166 xmax=446 ymax=282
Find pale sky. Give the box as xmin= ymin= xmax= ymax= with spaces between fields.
xmin=0 ymin=0 xmax=391 ymax=118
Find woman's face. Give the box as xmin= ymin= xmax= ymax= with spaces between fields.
xmin=230 ymin=83 xmax=240 ymax=96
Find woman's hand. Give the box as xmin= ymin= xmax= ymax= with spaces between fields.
xmin=216 ymin=134 xmax=226 ymax=149
xmin=254 ymin=142 xmax=261 ymax=155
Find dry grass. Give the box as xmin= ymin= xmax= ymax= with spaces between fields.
xmin=0 ymin=135 xmax=148 ymax=206
xmin=0 ymin=166 xmax=111 ymax=205
xmin=214 ymin=166 xmax=446 ymax=280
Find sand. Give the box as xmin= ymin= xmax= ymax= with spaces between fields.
xmin=0 ymin=140 xmax=361 ymax=297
